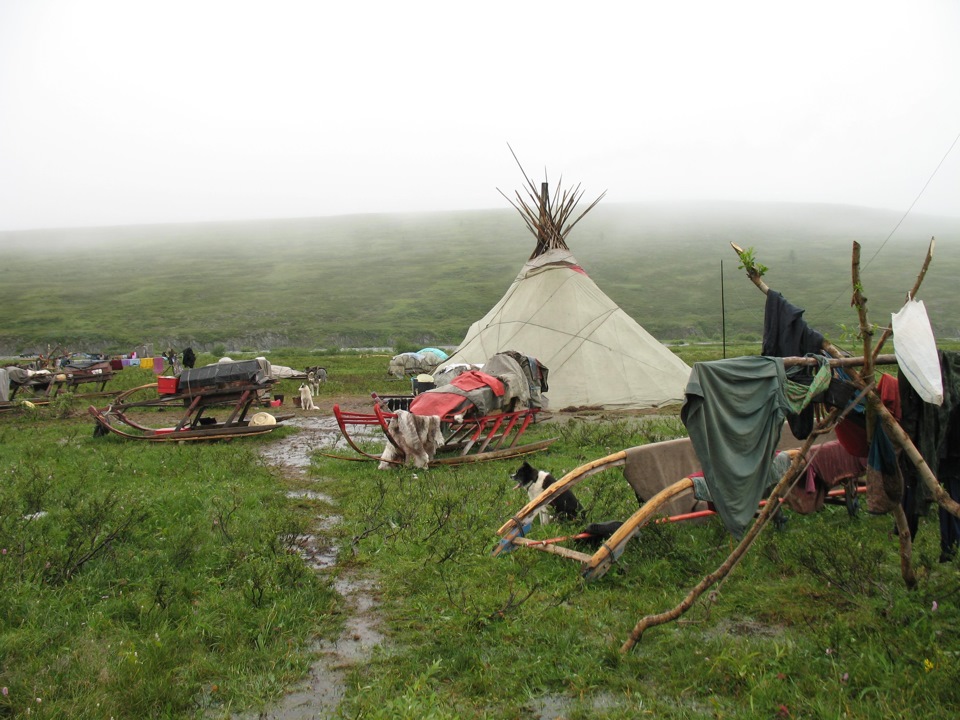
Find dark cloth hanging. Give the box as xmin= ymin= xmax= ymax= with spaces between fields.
xmin=762 ymin=290 xmax=827 ymax=439
xmin=898 ymin=350 xmax=960 ymax=559
xmin=762 ymin=290 xmax=826 ymax=358
xmin=182 ymin=347 xmax=196 ymax=369
xmin=937 ymin=459 xmax=960 ymax=562
xmin=681 ymin=356 xmax=791 ymax=539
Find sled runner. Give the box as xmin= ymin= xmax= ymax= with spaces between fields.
xmin=329 ymin=401 xmax=556 ymax=466
xmin=89 ymin=359 xmax=288 ymax=442
xmin=327 ymin=351 xmax=556 ymax=467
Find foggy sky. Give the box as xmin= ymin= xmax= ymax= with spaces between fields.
xmin=1 ymin=0 xmax=958 ymax=232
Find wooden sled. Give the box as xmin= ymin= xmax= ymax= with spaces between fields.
xmin=89 ymin=361 xmax=289 ymax=441
xmin=492 ymin=442 xmax=701 ymax=577
xmin=493 ymin=429 xmax=861 ymax=580
xmin=8 ymin=362 xmax=117 ymax=401
xmin=494 ymin=446 xmax=799 ymax=580
xmin=328 ymin=402 xmax=557 ymax=466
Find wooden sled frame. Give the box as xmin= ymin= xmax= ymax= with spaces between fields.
xmin=494 ymin=447 xmax=812 ymax=580
xmin=493 ymin=445 xmax=865 ymax=580
xmin=2 ymin=365 xmax=121 ymax=413
xmin=7 ymin=364 xmax=117 ymax=401
xmin=328 ymin=402 xmax=557 ymax=466
xmin=89 ymin=380 xmax=288 ymax=442
xmin=493 ymin=450 xmax=695 ymax=577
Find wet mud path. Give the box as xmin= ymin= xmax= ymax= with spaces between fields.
xmin=245 ymin=415 xmax=385 ymax=719
xmin=243 ymin=407 xmax=608 ymax=719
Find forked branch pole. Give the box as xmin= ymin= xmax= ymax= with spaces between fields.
xmin=850 ymin=241 xmax=914 ymax=588
xmin=731 ymin=242 xmax=960 ymax=522
xmin=621 ymin=411 xmax=837 ymax=652
xmin=872 ymin=237 xmax=935 ymax=360
xmin=621 ymin=241 xmax=955 ymax=652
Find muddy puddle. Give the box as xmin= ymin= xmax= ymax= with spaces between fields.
xmin=259 ymin=415 xmax=380 ymax=469
xmin=241 ymin=415 xmax=384 ymax=720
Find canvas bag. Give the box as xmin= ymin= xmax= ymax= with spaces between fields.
xmin=892 ymin=298 xmax=943 ymax=406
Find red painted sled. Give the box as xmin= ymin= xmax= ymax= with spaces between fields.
xmin=329 ymin=401 xmax=556 ymax=466
xmin=326 ymin=351 xmax=557 ymax=467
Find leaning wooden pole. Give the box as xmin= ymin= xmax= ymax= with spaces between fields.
xmin=872 ymin=237 xmax=935 ymax=360
xmin=730 ymin=242 xmax=960 ymax=521
xmin=620 ymin=410 xmax=837 ymax=653
xmin=850 ymin=242 xmax=916 ymax=588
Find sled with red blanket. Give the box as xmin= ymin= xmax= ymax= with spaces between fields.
xmin=328 ymin=351 xmax=557 ymax=467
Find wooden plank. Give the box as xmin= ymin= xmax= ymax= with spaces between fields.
xmin=510 ymin=536 xmax=593 ymax=563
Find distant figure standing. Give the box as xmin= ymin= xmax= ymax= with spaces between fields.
xmin=182 ymin=347 xmax=197 ymax=369
xmin=164 ymin=348 xmax=183 ymax=375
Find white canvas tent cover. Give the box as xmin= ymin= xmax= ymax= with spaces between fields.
xmin=440 ymin=248 xmax=691 ymax=410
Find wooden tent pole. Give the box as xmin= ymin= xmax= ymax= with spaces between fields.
xmin=850 ymin=242 xmax=916 ymax=587
xmin=537 ymin=182 xmax=549 ymax=256
xmin=851 ymin=242 xmax=875 ymax=379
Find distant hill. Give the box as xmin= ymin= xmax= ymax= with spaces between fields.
xmin=1 ymin=202 xmax=958 ymax=355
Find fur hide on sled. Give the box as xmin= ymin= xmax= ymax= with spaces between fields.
xmin=378 ymin=410 xmax=445 ymax=470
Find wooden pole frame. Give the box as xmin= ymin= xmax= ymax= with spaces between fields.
xmin=620 ymin=239 xmax=955 ymax=652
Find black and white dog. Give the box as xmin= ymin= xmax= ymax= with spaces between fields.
xmin=511 ymin=461 xmax=584 ymax=525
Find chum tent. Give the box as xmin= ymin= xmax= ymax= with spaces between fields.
xmin=439 ymin=173 xmax=690 ymax=410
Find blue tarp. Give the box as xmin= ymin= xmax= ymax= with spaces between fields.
xmin=417 ymin=347 xmax=449 ymax=361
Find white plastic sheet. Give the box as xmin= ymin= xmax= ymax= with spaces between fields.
xmin=892 ymin=299 xmax=943 ymax=406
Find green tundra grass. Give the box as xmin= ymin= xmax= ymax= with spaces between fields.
xmin=1 ymin=201 xmax=958 ymax=355
xmin=1 ymin=346 xmax=958 ymax=719
xmin=2 ymin=204 xmax=960 ymax=717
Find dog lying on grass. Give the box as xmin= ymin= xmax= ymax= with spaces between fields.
xmin=511 ymin=461 xmax=584 ymax=525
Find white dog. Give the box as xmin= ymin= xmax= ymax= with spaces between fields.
xmin=298 ymin=383 xmax=318 ymax=411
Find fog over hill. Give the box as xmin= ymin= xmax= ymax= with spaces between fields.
xmin=2 ymin=202 xmax=958 ymax=355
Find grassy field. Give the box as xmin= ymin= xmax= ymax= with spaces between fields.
xmin=1 ymin=201 xmax=959 ymax=355
xmin=2 ymin=202 xmax=960 ymax=717
xmin=1 ymin=347 xmax=959 ymax=718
